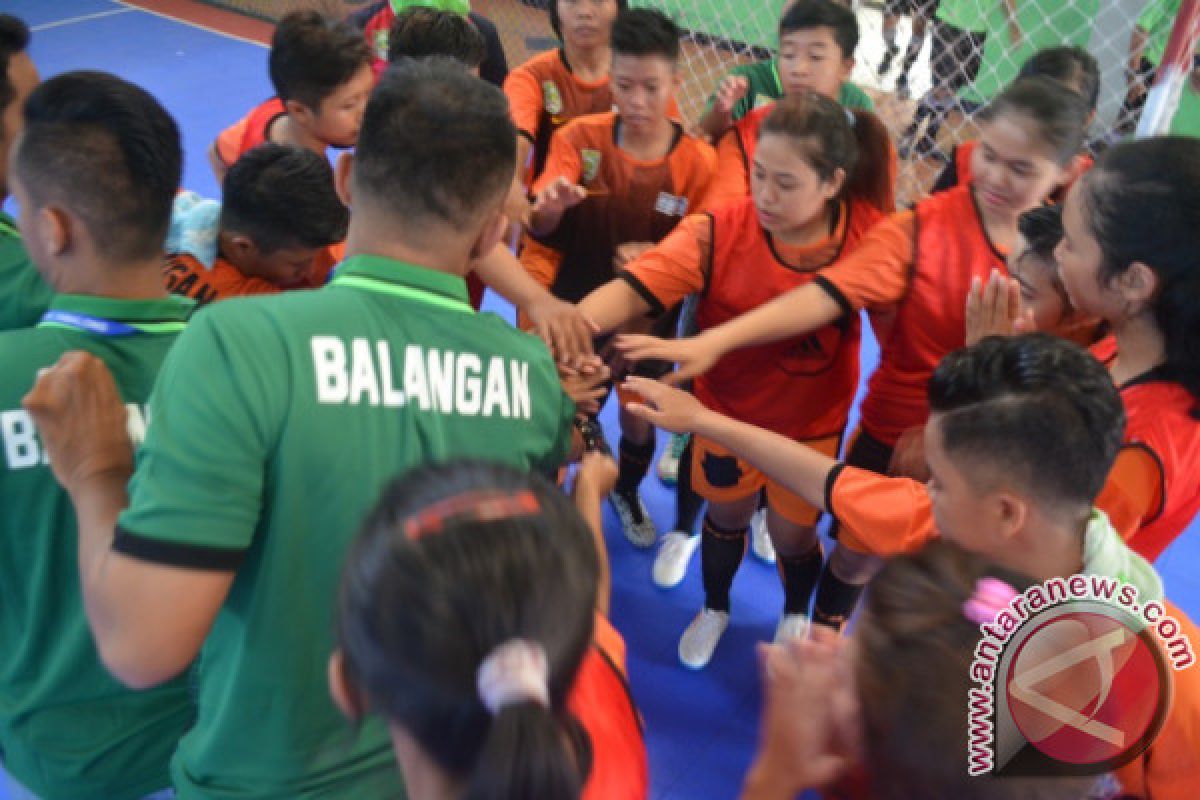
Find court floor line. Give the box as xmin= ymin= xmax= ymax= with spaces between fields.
xmin=114 ymin=0 xmax=269 ymax=48
xmin=32 ymin=7 xmax=136 ymax=32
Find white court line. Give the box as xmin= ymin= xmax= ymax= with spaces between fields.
xmin=113 ymin=1 xmax=268 ymax=48
xmin=32 ymin=7 xmax=137 ymax=31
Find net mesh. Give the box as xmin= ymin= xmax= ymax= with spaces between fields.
xmin=196 ymin=0 xmax=1178 ymax=206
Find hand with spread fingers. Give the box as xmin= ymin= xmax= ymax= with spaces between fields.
xmin=620 ymin=376 xmax=706 ymax=434
xmin=616 ymin=332 xmax=721 ymax=386
xmin=965 ymin=269 xmax=1035 ymax=347
xmin=22 ymin=351 xmax=134 ymax=494
xmin=559 ymin=356 xmax=610 ymax=416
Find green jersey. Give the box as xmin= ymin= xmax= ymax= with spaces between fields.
xmin=704 ymin=58 xmax=875 ymax=120
xmin=0 ymin=212 xmax=53 ymax=332
xmin=115 ymin=255 xmax=575 ymax=799
xmin=0 ymin=294 xmax=195 ymax=800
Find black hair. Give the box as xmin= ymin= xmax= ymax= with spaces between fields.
xmin=1082 ymin=136 xmax=1200 ymax=415
xmin=387 ymin=7 xmax=486 ymax=68
xmin=269 ymin=10 xmax=371 ymax=110
xmin=610 ymin=8 xmax=680 ymax=62
xmin=548 ymin=0 xmax=627 ymax=42
xmin=928 ymin=333 xmax=1125 ymax=511
xmin=976 ymin=76 xmax=1089 ymax=166
xmin=337 ymin=461 xmax=598 ymax=800
xmin=779 ymin=0 xmax=859 ymax=59
xmin=0 ymin=14 xmax=30 ymax=112
xmin=15 ymin=71 xmax=181 ymax=263
xmin=219 ymin=144 xmax=347 ymax=253
xmin=357 ymin=58 xmax=514 ymax=226
xmin=1018 ymin=45 xmax=1100 ymax=114
xmin=1016 ymin=204 xmax=1063 ymax=267
xmin=857 ymin=540 xmax=1096 ymax=799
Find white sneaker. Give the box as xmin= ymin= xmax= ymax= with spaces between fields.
xmin=679 ymin=609 xmax=730 ymax=669
xmin=609 ymin=490 xmax=656 ymax=548
xmin=750 ymin=509 xmax=776 ymax=564
xmin=653 ymin=531 xmax=700 ymax=588
xmin=774 ymin=613 xmax=810 ymax=643
xmin=656 ymin=432 xmax=689 ymax=486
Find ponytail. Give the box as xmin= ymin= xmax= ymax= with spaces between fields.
xmin=465 ymin=704 xmax=589 ymax=800
xmin=1082 ymin=137 xmax=1200 ymax=416
xmin=846 ymin=108 xmax=896 ymax=212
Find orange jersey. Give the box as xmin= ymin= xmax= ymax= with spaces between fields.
xmin=163 ymin=253 xmax=281 ymax=306
xmin=945 ymin=140 xmax=1095 ymax=205
xmin=529 ymin=111 xmax=716 ymax=303
xmin=702 ymin=102 xmax=898 ymax=214
xmin=504 ymin=49 xmax=615 ymax=184
xmin=570 ymin=615 xmax=648 ymax=800
xmin=622 ymin=196 xmax=883 ymax=440
xmin=1091 ymin=338 xmax=1200 ymax=562
xmin=819 ymin=184 xmax=1009 ymax=447
xmin=213 ymin=98 xmax=287 ymax=172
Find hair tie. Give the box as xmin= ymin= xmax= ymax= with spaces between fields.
xmin=477 ymin=639 xmax=550 ymax=715
xmin=963 ymin=577 xmax=1019 ymax=626
xmin=402 ymin=490 xmax=540 ymax=539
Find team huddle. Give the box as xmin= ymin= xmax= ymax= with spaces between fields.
xmin=0 ymin=0 xmax=1198 ymax=798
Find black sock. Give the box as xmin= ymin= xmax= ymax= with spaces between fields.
xmin=673 ymin=437 xmax=704 ymax=534
xmin=812 ymin=565 xmax=867 ymax=631
xmin=778 ymin=543 xmax=824 ymax=615
xmin=616 ymin=435 xmax=655 ymax=499
xmin=701 ymin=516 xmax=747 ymax=613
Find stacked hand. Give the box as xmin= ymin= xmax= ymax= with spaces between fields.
xmin=617 ymin=332 xmax=721 ymax=386
xmin=525 ymin=294 xmax=598 ymax=366
xmin=620 ymin=376 xmax=706 ymax=434
xmin=714 ymin=75 xmax=750 ymax=116
xmin=559 ymin=356 xmax=610 ymax=416
xmin=964 ymin=269 xmax=1035 ymax=347
xmin=533 ymin=177 xmax=588 ymax=218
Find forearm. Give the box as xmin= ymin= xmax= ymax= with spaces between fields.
xmin=740 ymin=760 xmax=806 ymax=800
xmin=572 ymin=481 xmax=612 ymax=615
xmin=692 ymin=409 xmax=836 ymax=512
xmin=703 ymin=283 xmax=843 ymax=357
xmin=578 ymin=280 xmax=652 ymax=335
xmin=516 ymin=137 xmax=533 ymax=186
xmin=529 ymin=205 xmax=564 ymax=238
xmin=698 ymin=105 xmax=732 ymax=140
xmin=474 ymin=244 xmax=546 ymax=310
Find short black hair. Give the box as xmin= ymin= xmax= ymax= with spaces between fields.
xmin=780 ymin=0 xmax=859 ymax=58
xmin=977 ymin=76 xmax=1089 ymax=166
xmin=220 ymin=144 xmax=348 ymax=253
xmin=1015 ymin=205 xmax=1063 ymax=266
xmin=548 ymin=0 xmax=627 ymax=41
xmin=929 ymin=334 xmax=1125 ymax=511
xmin=269 ymin=11 xmax=371 ymax=109
xmin=611 ymin=8 xmax=681 ymax=61
xmin=1018 ymin=45 xmax=1101 ymax=114
xmin=357 ymin=58 xmax=514 ymax=226
xmin=0 ymin=14 xmax=30 ymax=112
xmin=387 ymin=7 xmax=486 ymax=68
xmin=15 ymin=71 xmax=182 ymax=263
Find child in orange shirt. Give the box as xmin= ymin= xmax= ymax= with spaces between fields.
xmin=628 ymin=334 xmax=1200 ymax=799
xmin=579 ymin=92 xmax=882 ymax=666
xmin=329 ymin=458 xmax=649 ymax=800
xmin=525 ymin=9 xmax=716 ymax=547
xmin=208 ymin=11 xmax=373 ymax=182
xmin=702 ymin=0 xmax=896 ymax=214
xmin=621 ymin=77 xmax=1090 ymax=630
xmin=165 ymin=144 xmax=348 ymax=305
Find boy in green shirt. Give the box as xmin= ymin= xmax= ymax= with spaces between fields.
xmin=0 ymin=15 xmax=52 ymax=332
xmin=25 ymin=60 xmax=593 ymax=799
xmin=0 ymin=71 xmax=194 ymax=800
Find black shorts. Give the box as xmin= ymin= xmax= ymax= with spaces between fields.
xmin=929 ymin=20 xmax=986 ymax=92
xmin=884 ymin=0 xmax=939 ymax=17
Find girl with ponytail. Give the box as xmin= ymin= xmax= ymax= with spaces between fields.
xmin=328 ymin=457 xmax=647 ymax=800
xmin=1055 ymin=136 xmax=1200 ymax=562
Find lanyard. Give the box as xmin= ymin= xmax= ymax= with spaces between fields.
xmin=38 ymin=310 xmax=187 ymax=336
xmin=330 ymin=274 xmax=473 ymax=314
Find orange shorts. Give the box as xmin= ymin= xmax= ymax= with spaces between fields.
xmin=691 ymin=434 xmax=842 ymax=527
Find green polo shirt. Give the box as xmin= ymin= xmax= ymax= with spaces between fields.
xmin=0 ymin=212 xmax=53 ymax=332
xmin=115 ymin=255 xmax=574 ymax=799
xmin=704 ymin=58 xmax=874 ymax=120
xmin=0 ymin=293 xmax=195 ymax=800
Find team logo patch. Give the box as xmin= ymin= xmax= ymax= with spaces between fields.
xmin=543 ymin=81 xmax=564 ymax=115
xmin=581 ymin=149 xmax=603 ymax=183
xmin=654 ymin=192 xmax=688 ymax=217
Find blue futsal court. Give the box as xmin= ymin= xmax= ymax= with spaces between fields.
xmin=8 ymin=2 xmax=1200 ymax=798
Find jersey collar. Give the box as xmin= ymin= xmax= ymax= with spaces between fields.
xmin=46 ymin=293 xmax=195 ymax=324
xmin=332 ymin=254 xmax=472 ymax=310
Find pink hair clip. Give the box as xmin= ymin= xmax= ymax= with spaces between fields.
xmin=963 ymin=577 xmax=1019 ymax=626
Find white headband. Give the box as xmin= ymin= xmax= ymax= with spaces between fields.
xmin=477 ymin=639 xmax=550 ymax=715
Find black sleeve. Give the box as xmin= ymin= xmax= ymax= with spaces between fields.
xmin=470 ymin=12 xmax=509 ymax=88
xmin=347 ymin=1 xmax=388 ymax=31
xmin=929 ymin=146 xmax=959 ymax=195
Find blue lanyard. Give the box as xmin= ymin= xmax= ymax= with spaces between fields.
xmin=38 ymin=310 xmax=186 ymax=336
